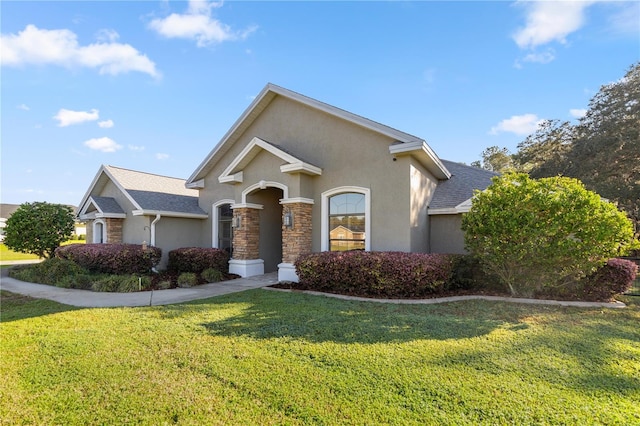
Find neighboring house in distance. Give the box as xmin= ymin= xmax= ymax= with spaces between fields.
xmin=0 ymin=204 xmax=20 ymax=242
xmin=78 ymin=83 xmax=498 ymax=280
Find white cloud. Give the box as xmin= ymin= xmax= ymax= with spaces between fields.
xmin=1 ymin=25 xmax=160 ymax=78
xmin=84 ymin=137 xmax=122 ymax=152
xmin=156 ymin=153 xmax=169 ymax=160
xmin=570 ymin=108 xmax=587 ymax=119
xmin=522 ymin=49 xmax=556 ymax=64
xmin=128 ymin=144 xmax=145 ymax=152
xmin=490 ymin=114 xmax=543 ymax=136
xmin=607 ymin=2 xmax=640 ymax=36
xmin=149 ymin=0 xmax=257 ymax=47
xmin=17 ymin=104 xmax=30 ymax=111
xmin=513 ymin=1 xmax=594 ymax=49
xmin=98 ymin=119 xmax=114 ymax=128
xmin=54 ymin=108 xmax=99 ymax=127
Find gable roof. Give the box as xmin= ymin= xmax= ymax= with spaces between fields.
xmin=428 ymin=160 xmax=499 ymax=214
xmin=78 ymin=165 xmax=207 ymax=219
xmin=187 ymin=83 xmax=450 ymax=187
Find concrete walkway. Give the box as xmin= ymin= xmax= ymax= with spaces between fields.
xmin=1 ymin=268 xmax=279 ymax=308
xmin=1 ymin=267 xmax=626 ymax=309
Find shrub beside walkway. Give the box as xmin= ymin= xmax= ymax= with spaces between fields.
xmin=1 ymin=267 xmax=625 ymax=309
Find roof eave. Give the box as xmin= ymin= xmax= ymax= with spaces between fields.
xmin=131 ymin=209 xmax=208 ymax=219
xmin=389 ymin=141 xmax=451 ymax=180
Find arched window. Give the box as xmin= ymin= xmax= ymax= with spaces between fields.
xmin=212 ymin=200 xmax=234 ymax=255
xmin=93 ymin=220 xmax=106 ymax=243
xmin=321 ymin=187 xmax=370 ymax=251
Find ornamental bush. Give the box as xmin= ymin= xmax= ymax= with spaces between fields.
xmin=167 ymin=247 xmax=229 ymax=274
xmin=55 ymin=243 xmax=161 ymax=274
xmin=294 ymin=251 xmax=457 ymax=298
xmin=462 ymin=173 xmax=638 ymax=297
xmin=578 ymin=258 xmax=638 ymax=301
xmin=3 ymin=202 xmax=75 ymax=259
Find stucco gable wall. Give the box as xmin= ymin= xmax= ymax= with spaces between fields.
xmin=196 ymin=94 xmax=441 ymax=253
xmin=94 ymin=179 xmax=148 ymax=245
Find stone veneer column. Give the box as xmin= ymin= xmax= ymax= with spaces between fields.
xmin=105 ymin=218 xmax=123 ymax=243
xmin=279 ymin=200 xmax=313 ymax=282
xmin=229 ymin=207 xmax=264 ymax=277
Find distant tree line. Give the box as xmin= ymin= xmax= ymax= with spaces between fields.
xmin=471 ymin=62 xmax=639 ymax=237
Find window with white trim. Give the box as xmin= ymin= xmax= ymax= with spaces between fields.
xmin=217 ymin=203 xmax=233 ymax=255
xmin=328 ymin=192 xmax=366 ymax=251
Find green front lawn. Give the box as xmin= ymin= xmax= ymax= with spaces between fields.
xmin=0 ymin=240 xmax=85 ymax=262
xmin=1 ymin=289 xmax=638 ymax=424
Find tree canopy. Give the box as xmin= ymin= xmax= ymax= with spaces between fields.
xmin=461 ymin=173 xmax=637 ymax=297
xmin=3 ymin=202 xmax=75 ymax=259
xmin=472 ymin=62 xmax=640 ymax=236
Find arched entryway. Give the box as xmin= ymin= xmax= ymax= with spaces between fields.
xmin=246 ymin=187 xmax=283 ymax=272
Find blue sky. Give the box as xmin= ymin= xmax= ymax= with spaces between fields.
xmin=2 ymin=0 xmax=638 ymax=206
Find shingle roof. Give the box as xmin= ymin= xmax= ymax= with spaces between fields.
xmin=429 ymin=160 xmax=499 ymax=210
xmin=91 ymin=196 xmax=125 ymax=214
xmin=104 ymin=166 xmax=206 ymax=216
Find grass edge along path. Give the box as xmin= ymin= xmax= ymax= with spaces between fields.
xmin=2 ymin=289 xmax=639 ymax=425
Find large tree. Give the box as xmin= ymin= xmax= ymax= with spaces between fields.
xmin=567 ymin=62 xmax=640 ymax=233
xmin=470 ymin=146 xmax=515 ymax=173
xmin=3 ymin=202 xmax=75 ymax=259
xmin=508 ymin=62 xmax=640 ymax=236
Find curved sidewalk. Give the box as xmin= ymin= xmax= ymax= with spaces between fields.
xmin=0 ymin=269 xmax=279 ymax=308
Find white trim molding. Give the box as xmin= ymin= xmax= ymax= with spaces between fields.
xmin=241 ymin=180 xmax=289 ymax=203
xmin=428 ymin=198 xmax=473 ymax=215
xmin=321 ymin=186 xmax=371 ymax=252
xmin=280 ymin=197 xmax=314 ymax=205
xmin=218 ymin=136 xmax=321 ymax=184
xmin=92 ymin=219 xmax=107 ymax=243
xmin=212 ymin=199 xmax=235 ymax=249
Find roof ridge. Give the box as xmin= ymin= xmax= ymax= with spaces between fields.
xmin=266 ymin=83 xmax=425 ymax=143
xmin=106 ymin=165 xmax=187 ymax=182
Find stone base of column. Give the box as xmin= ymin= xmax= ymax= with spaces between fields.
xmin=277 ymin=262 xmax=299 ymax=283
xmin=229 ymin=259 xmax=264 ymax=278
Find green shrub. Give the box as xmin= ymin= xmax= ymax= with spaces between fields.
xmin=92 ymin=276 xmax=122 ymax=292
xmin=157 ymin=280 xmax=172 ymax=290
xmin=3 ymin=202 xmax=74 ymax=259
xmin=462 ymin=173 xmax=638 ymax=297
xmin=9 ymin=264 xmax=41 ymax=284
xmin=177 ymin=272 xmax=198 ymax=288
xmin=116 ymin=275 xmax=151 ymax=293
xmin=201 ymin=267 xmax=224 ymax=283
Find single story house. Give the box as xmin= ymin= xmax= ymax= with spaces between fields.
xmin=78 ymin=84 xmax=497 ymax=281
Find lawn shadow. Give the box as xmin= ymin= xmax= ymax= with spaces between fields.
xmin=190 ymin=290 xmax=511 ymax=344
xmin=0 ymin=290 xmax=78 ymax=322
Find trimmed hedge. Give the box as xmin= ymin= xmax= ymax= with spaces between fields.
xmin=578 ymin=258 xmax=638 ymax=301
xmin=294 ymin=251 xmax=457 ymax=298
xmin=55 ymin=243 xmax=161 ymax=274
xmin=167 ymin=247 xmax=229 ymax=274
